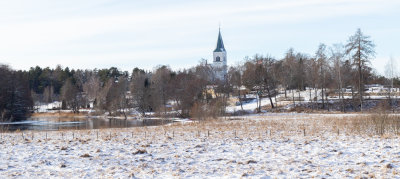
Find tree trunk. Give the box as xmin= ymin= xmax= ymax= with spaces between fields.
xmin=298 ymin=90 xmax=301 ymax=105
xmin=258 ymin=91 xmax=262 ymax=113
xmin=310 ymin=88 xmax=313 ymax=111
xmin=314 ymin=87 xmax=318 ymax=110
xmin=284 ymin=88 xmax=287 ymax=98
xmin=122 ymin=108 xmax=127 ymax=120
xmin=292 ymin=89 xmax=295 ymax=106
xmin=358 ymin=41 xmax=363 ymax=112
xmin=325 ymin=90 xmax=329 ymax=111
xmin=341 ymin=89 xmax=345 ymax=113
xmin=238 ymin=89 xmax=243 ymax=111
xmin=267 ymin=87 xmax=274 ymax=108
xmin=321 ymin=87 xmax=325 ymax=109
xmin=351 ymin=87 xmax=356 ymax=111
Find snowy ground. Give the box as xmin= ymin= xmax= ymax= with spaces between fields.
xmin=226 ymin=88 xmax=399 ymax=113
xmin=1 ymin=115 xmax=400 ymax=178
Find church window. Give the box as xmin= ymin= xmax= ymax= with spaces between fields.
xmin=216 ymin=56 xmax=220 ymax=62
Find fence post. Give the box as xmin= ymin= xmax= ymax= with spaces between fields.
xmin=72 ymin=132 xmax=74 ymax=139
xmin=234 ymin=130 xmax=236 ymax=138
xmin=208 ymin=130 xmax=210 ymax=137
xmin=22 ymin=132 xmax=24 ymax=140
xmin=303 ymin=128 xmax=306 ymax=136
xmin=173 ymin=131 xmax=174 ymax=138
xmin=31 ymin=132 xmax=34 ymax=140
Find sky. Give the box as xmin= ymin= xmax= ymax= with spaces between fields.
xmin=0 ymin=0 xmax=399 ymax=75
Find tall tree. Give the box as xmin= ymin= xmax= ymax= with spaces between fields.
xmin=242 ymin=59 xmax=262 ymax=112
xmin=385 ymin=57 xmax=398 ymax=111
xmin=228 ymin=65 xmax=244 ymax=110
xmin=151 ymin=65 xmax=173 ymax=116
xmin=130 ymin=68 xmax=152 ymax=116
xmin=82 ymin=71 xmax=101 ymax=106
xmin=330 ymin=44 xmax=346 ymax=111
xmin=260 ymin=55 xmax=277 ymax=108
xmin=106 ymin=77 xmax=129 ymax=118
xmin=60 ymin=78 xmax=80 ymax=113
xmin=316 ymin=43 xmax=328 ymax=109
xmin=0 ymin=65 xmax=32 ymax=121
xmin=345 ymin=28 xmax=375 ymax=111
xmin=282 ymin=48 xmax=297 ymax=105
xmin=43 ymin=85 xmax=54 ymax=103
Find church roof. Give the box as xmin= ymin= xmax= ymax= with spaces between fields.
xmin=213 ymin=29 xmax=226 ymax=52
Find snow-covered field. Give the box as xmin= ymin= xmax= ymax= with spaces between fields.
xmin=226 ymin=88 xmax=399 ymax=113
xmin=1 ymin=115 xmax=400 ymax=178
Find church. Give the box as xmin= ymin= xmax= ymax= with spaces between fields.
xmin=211 ymin=29 xmax=227 ymax=81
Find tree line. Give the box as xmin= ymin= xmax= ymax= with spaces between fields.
xmin=0 ymin=65 xmax=33 ymax=121
xmin=1 ymin=28 xmax=397 ymax=121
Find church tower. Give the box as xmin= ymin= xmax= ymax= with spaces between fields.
xmin=212 ymin=28 xmax=227 ymax=81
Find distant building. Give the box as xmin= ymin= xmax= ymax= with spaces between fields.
xmin=212 ymin=28 xmax=227 ymax=81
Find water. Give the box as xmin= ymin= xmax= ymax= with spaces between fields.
xmin=0 ymin=117 xmax=172 ymax=131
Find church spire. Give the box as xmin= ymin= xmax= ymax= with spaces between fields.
xmin=213 ymin=28 xmax=225 ymax=52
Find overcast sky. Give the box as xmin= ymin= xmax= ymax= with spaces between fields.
xmin=0 ymin=0 xmax=399 ymax=75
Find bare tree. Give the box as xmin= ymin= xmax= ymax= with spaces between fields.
xmin=169 ymin=71 xmax=206 ymax=118
xmin=280 ymin=49 xmax=296 ymax=99
xmin=316 ymin=43 xmax=328 ymax=109
xmin=282 ymin=48 xmax=297 ymax=106
xmin=305 ymin=56 xmax=320 ymax=110
xmin=242 ymin=59 xmax=262 ymax=112
xmin=385 ymin=56 xmax=398 ymax=112
xmin=105 ymin=77 xmax=129 ymax=118
xmin=345 ymin=28 xmax=376 ymax=111
xmin=130 ymin=69 xmax=152 ymax=116
xmin=260 ymin=55 xmax=277 ymax=108
xmin=118 ymin=77 xmax=130 ymax=118
xmin=82 ymin=72 xmax=101 ymax=108
xmin=60 ymin=78 xmax=80 ymax=113
xmin=151 ymin=65 xmax=173 ymax=116
xmin=96 ymin=78 xmax=112 ymax=113
xmin=228 ymin=65 xmax=244 ymax=110
xmin=43 ymin=85 xmax=54 ymax=103
xmin=330 ymin=44 xmax=346 ymax=112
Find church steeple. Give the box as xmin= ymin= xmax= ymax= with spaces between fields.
xmin=212 ymin=27 xmax=227 ymax=81
xmin=213 ymin=28 xmax=225 ymax=52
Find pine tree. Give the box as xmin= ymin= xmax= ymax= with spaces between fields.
xmin=345 ymin=28 xmax=375 ymax=111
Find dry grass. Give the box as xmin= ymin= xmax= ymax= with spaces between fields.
xmin=1 ymin=113 xmax=399 ymax=178
xmin=154 ymin=113 xmax=400 ymax=138
xmin=3 ymin=113 xmax=400 ymax=143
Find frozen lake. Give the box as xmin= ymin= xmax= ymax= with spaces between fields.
xmin=0 ymin=117 xmax=171 ymax=131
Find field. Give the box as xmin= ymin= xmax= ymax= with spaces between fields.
xmin=1 ymin=113 xmax=400 ymax=178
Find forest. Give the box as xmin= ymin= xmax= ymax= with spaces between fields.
xmin=0 ymin=29 xmax=398 ymax=122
